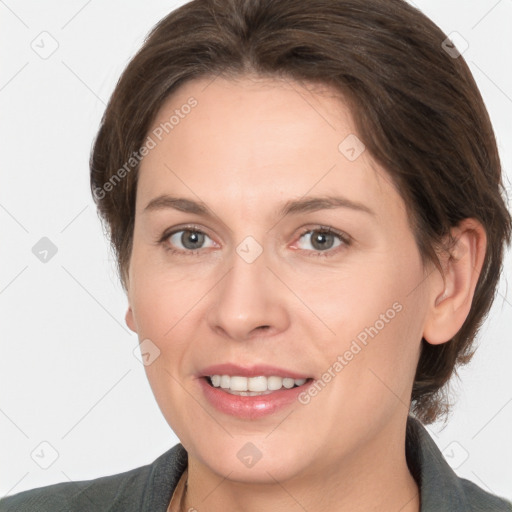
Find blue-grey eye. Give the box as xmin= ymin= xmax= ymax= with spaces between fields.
xmin=169 ymin=229 xmax=214 ymax=250
xmin=297 ymin=230 xmax=343 ymax=251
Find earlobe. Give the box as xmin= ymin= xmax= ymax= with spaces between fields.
xmin=423 ymin=219 xmax=487 ymax=345
xmin=125 ymin=306 xmax=138 ymax=333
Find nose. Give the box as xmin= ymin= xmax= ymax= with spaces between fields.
xmin=206 ymin=244 xmax=290 ymax=342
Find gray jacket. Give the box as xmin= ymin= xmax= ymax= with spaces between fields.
xmin=1 ymin=416 xmax=511 ymax=511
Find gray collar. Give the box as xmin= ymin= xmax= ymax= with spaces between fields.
xmin=406 ymin=415 xmax=511 ymax=511
xmin=406 ymin=415 xmax=469 ymax=510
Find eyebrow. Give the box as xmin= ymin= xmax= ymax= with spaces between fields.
xmin=278 ymin=196 xmax=375 ymax=217
xmin=143 ymin=195 xmax=213 ymax=216
xmin=143 ymin=194 xmax=375 ymax=218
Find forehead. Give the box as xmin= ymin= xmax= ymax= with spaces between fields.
xmin=136 ymin=75 xmax=403 ymax=222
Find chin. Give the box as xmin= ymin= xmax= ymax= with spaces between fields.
xmin=191 ymin=439 xmax=310 ymax=484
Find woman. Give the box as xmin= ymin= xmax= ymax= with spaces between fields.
xmin=2 ymin=0 xmax=511 ymax=510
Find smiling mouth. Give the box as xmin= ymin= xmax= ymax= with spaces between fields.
xmin=205 ymin=375 xmax=313 ymax=396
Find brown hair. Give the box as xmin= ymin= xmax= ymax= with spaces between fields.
xmin=90 ymin=0 xmax=511 ymax=424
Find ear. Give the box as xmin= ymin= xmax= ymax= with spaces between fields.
xmin=422 ymin=218 xmax=487 ymax=345
xmin=125 ymin=305 xmax=138 ymax=333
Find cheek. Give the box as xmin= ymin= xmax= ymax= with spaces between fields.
xmin=129 ymin=268 xmax=199 ymax=429
xmin=129 ymin=255 xmax=211 ymax=338
xmin=295 ymin=249 xmax=425 ymax=398
xmin=288 ymin=257 xmax=404 ymax=341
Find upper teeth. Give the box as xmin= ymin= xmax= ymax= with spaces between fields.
xmin=209 ymin=375 xmax=307 ymax=392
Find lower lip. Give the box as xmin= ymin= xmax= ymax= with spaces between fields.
xmin=199 ymin=377 xmax=312 ymax=419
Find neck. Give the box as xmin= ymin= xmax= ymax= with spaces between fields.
xmin=180 ymin=416 xmax=420 ymax=512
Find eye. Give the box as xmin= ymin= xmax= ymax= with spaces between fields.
xmin=162 ymin=227 xmax=216 ymax=253
xmin=294 ymin=227 xmax=350 ymax=255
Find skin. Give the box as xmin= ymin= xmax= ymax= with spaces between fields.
xmin=124 ymin=75 xmax=486 ymax=512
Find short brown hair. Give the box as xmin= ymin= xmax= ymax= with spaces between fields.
xmin=90 ymin=0 xmax=511 ymax=423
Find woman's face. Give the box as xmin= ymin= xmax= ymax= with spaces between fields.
xmin=125 ymin=75 xmax=431 ymax=483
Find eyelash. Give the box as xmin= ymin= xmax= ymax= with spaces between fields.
xmin=296 ymin=225 xmax=352 ymax=258
xmin=157 ymin=224 xmax=214 ymax=257
xmin=157 ymin=224 xmax=352 ymax=258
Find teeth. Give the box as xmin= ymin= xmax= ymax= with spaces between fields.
xmin=208 ymin=375 xmax=307 ymax=393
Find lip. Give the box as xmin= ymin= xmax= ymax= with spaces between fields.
xmin=199 ymin=363 xmax=311 ymax=380
xmin=198 ymin=376 xmax=313 ymax=419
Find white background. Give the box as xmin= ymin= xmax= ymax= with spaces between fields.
xmin=1 ymin=0 xmax=511 ymax=502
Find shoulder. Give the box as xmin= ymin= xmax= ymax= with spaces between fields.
xmin=0 ymin=470 xmax=138 ymax=512
xmin=0 ymin=443 xmax=188 ymax=512
xmin=459 ymin=478 xmax=512 ymax=512
xmin=0 ymin=463 xmax=150 ymax=512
